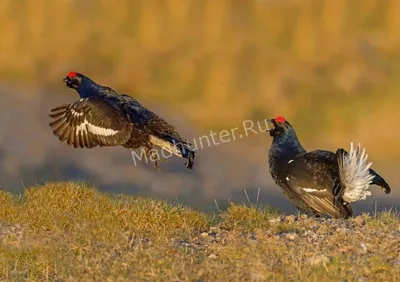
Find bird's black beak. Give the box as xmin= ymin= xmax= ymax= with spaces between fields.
xmin=63 ymin=77 xmax=74 ymax=88
xmin=264 ymin=119 xmax=274 ymax=132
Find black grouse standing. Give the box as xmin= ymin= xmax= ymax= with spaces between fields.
xmin=49 ymin=72 xmax=195 ymax=169
xmin=267 ymin=116 xmax=391 ymax=218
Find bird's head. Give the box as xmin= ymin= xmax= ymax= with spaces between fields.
xmin=63 ymin=72 xmax=94 ymax=92
xmin=266 ymin=116 xmax=295 ymax=139
xmin=63 ymin=72 xmax=103 ymax=98
xmin=63 ymin=72 xmax=82 ymax=89
xmin=266 ymin=115 xmax=305 ymax=156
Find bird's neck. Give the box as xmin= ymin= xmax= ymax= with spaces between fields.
xmin=269 ymin=132 xmax=306 ymax=169
xmin=77 ymin=82 xmax=118 ymax=98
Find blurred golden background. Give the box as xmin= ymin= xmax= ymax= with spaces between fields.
xmin=0 ymin=0 xmax=398 ymax=212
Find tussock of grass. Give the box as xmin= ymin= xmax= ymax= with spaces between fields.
xmin=9 ymin=182 xmax=208 ymax=240
xmin=0 ymin=182 xmax=399 ymax=281
xmin=219 ymin=203 xmax=277 ymax=231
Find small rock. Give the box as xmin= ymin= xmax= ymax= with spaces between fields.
xmin=311 ymin=225 xmax=320 ymax=232
xmin=299 ymin=214 xmax=308 ymax=219
xmin=209 ymin=227 xmax=220 ymax=233
xmin=0 ymin=222 xmax=24 ymax=245
xmin=268 ymin=216 xmax=281 ymax=224
xmin=250 ymin=272 xmax=266 ymax=281
xmin=200 ymin=232 xmax=209 ymax=238
xmin=285 ymin=215 xmax=296 ymax=224
xmin=284 ymin=233 xmax=299 ymax=241
xmin=360 ymin=243 xmax=368 ymax=253
xmin=392 ymin=254 xmax=400 ymax=266
xmin=353 ymin=216 xmax=366 ymax=226
xmin=392 ymin=259 xmax=400 ymax=266
xmin=180 ymin=241 xmax=190 ymax=247
xmin=306 ymin=254 xmax=330 ymax=266
xmin=208 ymin=254 xmax=218 ymax=259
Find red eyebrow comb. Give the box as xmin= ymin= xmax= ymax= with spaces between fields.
xmin=275 ymin=116 xmax=286 ymax=123
xmin=67 ymin=72 xmax=77 ymax=78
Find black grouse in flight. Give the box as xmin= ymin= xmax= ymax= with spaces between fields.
xmin=267 ymin=116 xmax=390 ymax=218
xmin=49 ymin=72 xmax=195 ymax=169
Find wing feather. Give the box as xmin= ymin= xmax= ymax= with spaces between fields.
xmin=299 ymin=193 xmax=352 ymax=218
xmin=49 ymin=97 xmax=133 ymax=148
xmin=286 ymin=150 xmax=352 ymax=218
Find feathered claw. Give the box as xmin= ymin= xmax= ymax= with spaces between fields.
xmin=143 ymin=146 xmax=159 ymax=170
xmin=185 ymin=151 xmax=195 ymax=169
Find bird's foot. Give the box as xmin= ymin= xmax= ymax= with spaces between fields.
xmin=157 ymin=156 xmax=169 ymax=164
xmin=152 ymin=159 xmax=158 ymax=169
xmin=312 ymin=211 xmax=321 ymax=218
xmin=152 ymin=155 xmax=169 ymax=172
xmin=144 ymin=146 xmax=162 ymax=171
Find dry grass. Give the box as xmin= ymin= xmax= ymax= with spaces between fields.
xmin=0 ymin=182 xmax=399 ymax=281
xmin=1 ymin=0 xmax=400 ymax=158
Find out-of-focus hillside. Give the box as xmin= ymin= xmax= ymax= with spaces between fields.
xmin=0 ymin=0 xmax=400 ymax=158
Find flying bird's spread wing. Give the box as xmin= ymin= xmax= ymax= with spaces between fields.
xmin=285 ymin=150 xmax=352 ymax=218
xmin=49 ymin=97 xmax=133 ymax=148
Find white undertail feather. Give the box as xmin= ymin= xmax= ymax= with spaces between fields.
xmin=149 ymin=135 xmax=182 ymax=157
xmin=339 ymin=142 xmax=375 ymax=203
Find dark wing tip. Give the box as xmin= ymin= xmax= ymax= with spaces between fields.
xmin=50 ymin=104 xmax=69 ymax=112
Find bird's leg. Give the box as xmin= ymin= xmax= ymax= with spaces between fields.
xmin=312 ymin=211 xmax=321 ymax=218
xmin=295 ymin=208 xmax=311 ymax=220
xmin=144 ymin=146 xmax=159 ymax=170
xmin=151 ymin=152 xmax=159 ymax=170
xmin=295 ymin=208 xmax=302 ymax=220
xmin=156 ymin=150 xmax=169 ymax=164
xmin=152 ymin=159 xmax=158 ymax=169
xmin=332 ymin=177 xmax=343 ymax=208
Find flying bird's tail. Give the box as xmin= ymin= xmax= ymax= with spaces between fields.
xmin=149 ymin=135 xmax=196 ymax=169
xmin=335 ymin=143 xmax=375 ymax=205
xmin=178 ymin=142 xmax=196 ymax=169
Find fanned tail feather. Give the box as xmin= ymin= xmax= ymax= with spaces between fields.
xmin=336 ymin=143 xmax=375 ymax=204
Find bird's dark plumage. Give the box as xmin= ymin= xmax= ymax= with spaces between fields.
xmin=50 ymin=72 xmax=195 ymax=169
xmin=267 ymin=116 xmax=390 ymax=218
xmin=49 ymin=97 xmax=133 ymax=148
